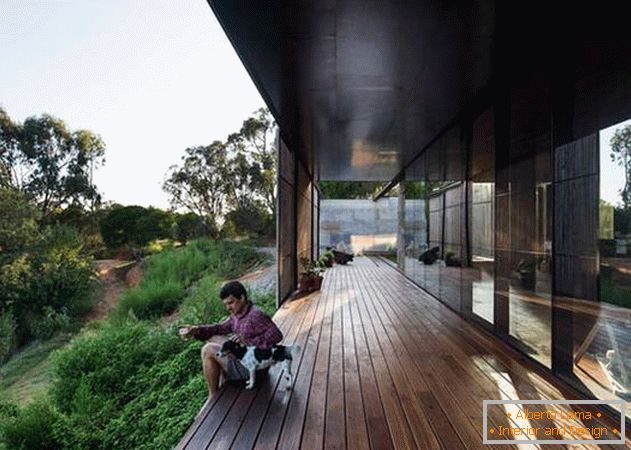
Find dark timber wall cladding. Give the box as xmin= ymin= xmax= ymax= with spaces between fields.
xmin=296 ymin=160 xmax=313 ymax=264
xmin=277 ymin=137 xmax=317 ymax=304
xmin=277 ymin=138 xmax=296 ymax=304
xmin=554 ymin=134 xmax=599 ymax=301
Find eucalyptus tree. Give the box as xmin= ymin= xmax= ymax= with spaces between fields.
xmin=163 ymin=141 xmax=231 ymax=223
xmin=610 ymin=124 xmax=631 ymax=208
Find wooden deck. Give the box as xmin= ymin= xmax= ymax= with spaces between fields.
xmin=177 ymin=257 xmax=630 ymax=450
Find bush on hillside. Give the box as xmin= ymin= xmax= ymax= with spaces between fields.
xmin=48 ymin=321 xmax=202 ymax=450
xmin=173 ymin=213 xmax=217 ymax=244
xmin=100 ymin=206 xmax=174 ymax=250
xmin=223 ymin=199 xmax=274 ymax=242
xmin=0 ymin=397 xmax=63 ymax=450
xmin=112 ymin=239 xmax=264 ymax=321
xmin=0 ymin=310 xmax=17 ymax=362
xmin=0 ymin=225 xmax=94 ymax=344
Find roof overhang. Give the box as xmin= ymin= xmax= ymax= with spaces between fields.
xmin=207 ymin=0 xmax=495 ymax=181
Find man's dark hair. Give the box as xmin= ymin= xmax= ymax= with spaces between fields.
xmin=220 ymin=280 xmax=248 ymax=301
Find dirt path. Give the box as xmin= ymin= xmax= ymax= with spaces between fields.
xmin=88 ymin=260 xmax=142 ymax=321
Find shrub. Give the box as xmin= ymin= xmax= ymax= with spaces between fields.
xmin=100 ymin=206 xmax=174 ymax=250
xmin=223 ymin=200 xmax=274 ymax=241
xmin=49 ymin=322 xmax=199 ymax=449
xmin=251 ymin=289 xmax=276 ymax=317
xmin=0 ymin=397 xmax=63 ymax=450
xmin=0 ymin=189 xmax=38 ymax=266
xmin=114 ymin=279 xmax=184 ymax=321
xmin=31 ymin=306 xmax=75 ymax=341
xmin=195 ymin=239 xmax=265 ymax=279
xmin=173 ymin=213 xmax=217 ymax=243
xmin=51 ymin=322 xmax=185 ymax=414
xmin=0 ymin=225 xmax=94 ymax=344
xmin=0 ymin=311 xmax=16 ymax=362
xmin=101 ymin=346 xmax=205 ymax=450
xmin=29 ymin=225 xmax=95 ymax=318
xmin=176 ymin=274 xmax=224 ymax=326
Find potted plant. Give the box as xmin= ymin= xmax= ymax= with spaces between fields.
xmin=298 ymin=257 xmax=325 ymax=293
xmin=319 ymin=249 xmax=335 ymax=268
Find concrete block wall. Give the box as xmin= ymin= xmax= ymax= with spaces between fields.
xmin=319 ymin=198 xmax=426 ymax=254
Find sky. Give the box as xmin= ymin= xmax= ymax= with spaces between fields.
xmin=0 ymin=0 xmax=264 ymax=209
xmin=600 ymin=118 xmax=631 ymax=206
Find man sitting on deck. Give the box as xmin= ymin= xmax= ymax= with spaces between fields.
xmin=178 ymin=281 xmax=283 ymax=401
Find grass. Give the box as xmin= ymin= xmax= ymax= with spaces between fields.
xmin=0 ymin=334 xmax=72 ymax=405
xmin=113 ymin=239 xmax=267 ymax=322
xmin=0 ymin=238 xmax=276 ymax=449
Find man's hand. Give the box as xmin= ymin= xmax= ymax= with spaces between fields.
xmin=230 ymin=334 xmax=249 ymax=345
xmin=178 ymin=325 xmax=195 ymax=339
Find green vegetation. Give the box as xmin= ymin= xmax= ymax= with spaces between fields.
xmin=100 ymin=206 xmax=174 ymax=250
xmin=0 ymin=105 xmax=279 ymax=449
xmin=113 ymin=239 xmax=264 ymax=321
xmin=0 ymin=335 xmax=72 ymax=405
xmin=0 ymin=239 xmax=275 ymax=450
xmin=163 ymin=108 xmax=276 ymax=242
xmin=600 ymin=266 xmax=631 ymax=309
xmin=0 ymin=211 xmax=94 ymax=350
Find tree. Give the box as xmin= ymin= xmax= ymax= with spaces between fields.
xmin=0 ymin=108 xmax=22 ymax=190
xmin=0 ymin=189 xmax=39 ymax=266
xmin=610 ymin=124 xmax=631 ymax=208
xmin=19 ymin=115 xmax=105 ymax=222
xmin=173 ymin=212 xmax=217 ymax=243
xmin=228 ymin=108 xmax=277 ymax=214
xmin=100 ymin=205 xmax=173 ymax=249
xmin=223 ymin=198 xmax=274 ymax=240
xmin=163 ymin=141 xmax=230 ymax=224
xmin=318 ymin=181 xmax=385 ymax=199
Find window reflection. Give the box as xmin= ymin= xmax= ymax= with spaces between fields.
xmin=574 ymin=118 xmax=631 ymax=419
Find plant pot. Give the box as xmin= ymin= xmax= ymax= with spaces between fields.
xmin=312 ymin=275 xmax=323 ymax=291
xmin=298 ymin=275 xmax=313 ymax=293
xmin=298 ymin=274 xmax=323 ymax=293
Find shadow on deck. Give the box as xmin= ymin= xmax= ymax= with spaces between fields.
xmin=177 ymin=257 xmax=630 ymax=450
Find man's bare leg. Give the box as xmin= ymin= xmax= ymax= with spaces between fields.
xmin=200 ymin=336 xmax=229 ymax=402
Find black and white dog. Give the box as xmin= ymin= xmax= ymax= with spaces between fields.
xmin=216 ymin=340 xmax=300 ymax=390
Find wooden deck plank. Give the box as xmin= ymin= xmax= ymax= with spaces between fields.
xmin=374 ymin=259 xmax=627 ymax=449
xmin=208 ymin=298 xmax=309 ymax=449
xmin=370 ymin=262 xmax=569 ymax=449
xmin=175 ymin=386 xmax=230 ymax=450
xmin=184 ymin=384 xmax=241 ymax=449
xmin=349 ymin=263 xmax=425 ymax=449
xmin=230 ymin=295 xmax=315 ymax=450
xmin=396 ymin=284 xmax=608 ymax=448
xmin=177 ymin=257 xmax=631 ymax=450
xmin=342 ymin=263 xmax=394 ymax=450
xmin=324 ymin=266 xmax=347 ymax=450
xmin=361 ymin=262 xmax=518 ymax=450
xmin=339 ymin=265 xmax=371 ymax=450
xmin=271 ymin=275 xmax=331 ymax=450
xmin=354 ymin=263 xmax=461 ymax=450
xmin=252 ymin=289 xmax=324 ymax=450
xmin=358 ymin=263 xmax=488 ymax=450
xmin=300 ymin=272 xmax=334 ymax=450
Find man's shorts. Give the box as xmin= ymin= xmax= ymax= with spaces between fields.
xmin=224 ymin=356 xmax=250 ymax=381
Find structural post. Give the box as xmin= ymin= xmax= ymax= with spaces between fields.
xmin=397 ymin=180 xmax=406 ymax=272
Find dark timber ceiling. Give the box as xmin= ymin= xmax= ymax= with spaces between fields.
xmin=208 ymin=0 xmax=495 ymax=181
